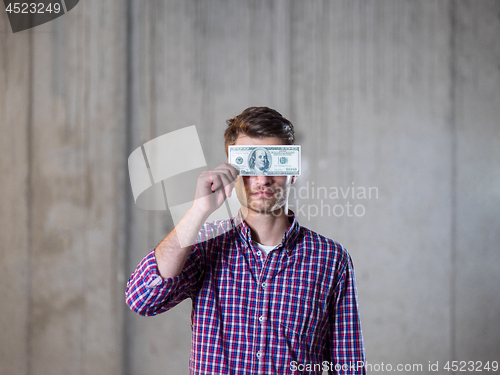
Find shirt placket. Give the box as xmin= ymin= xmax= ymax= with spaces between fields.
xmin=254 ymin=248 xmax=281 ymax=375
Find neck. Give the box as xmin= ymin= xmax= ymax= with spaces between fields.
xmin=241 ymin=204 xmax=291 ymax=246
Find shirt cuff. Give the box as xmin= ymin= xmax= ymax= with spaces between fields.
xmin=143 ymin=249 xmax=184 ymax=291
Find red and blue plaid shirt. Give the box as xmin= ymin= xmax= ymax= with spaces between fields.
xmin=126 ymin=211 xmax=366 ymax=374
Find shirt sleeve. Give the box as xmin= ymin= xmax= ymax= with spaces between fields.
xmin=325 ymin=253 xmax=366 ymax=375
xmin=125 ymin=244 xmax=204 ymax=316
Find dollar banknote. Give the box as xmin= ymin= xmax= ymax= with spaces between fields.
xmin=228 ymin=145 xmax=301 ymax=176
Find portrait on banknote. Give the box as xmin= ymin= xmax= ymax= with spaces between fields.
xmin=248 ymin=147 xmax=272 ymax=175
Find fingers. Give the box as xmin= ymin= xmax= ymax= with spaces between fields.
xmin=219 ymin=171 xmax=235 ymax=198
xmin=208 ymin=170 xmax=215 ymax=192
xmin=209 ymin=169 xmax=235 ymax=197
xmin=224 ymin=163 xmax=240 ymax=180
xmin=196 ymin=163 xmax=238 ymax=200
xmin=213 ymin=163 xmax=239 ymax=180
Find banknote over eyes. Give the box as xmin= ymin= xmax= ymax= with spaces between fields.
xmin=228 ymin=145 xmax=301 ymax=176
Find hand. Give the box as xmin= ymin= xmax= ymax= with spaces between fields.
xmin=191 ymin=163 xmax=239 ymax=218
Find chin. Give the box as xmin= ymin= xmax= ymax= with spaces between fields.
xmin=249 ymin=205 xmax=273 ymax=214
xmin=249 ymin=200 xmax=286 ymax=215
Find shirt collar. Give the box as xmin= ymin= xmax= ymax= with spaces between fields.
xmin=233 ymin=209 xmax=300 ymax=255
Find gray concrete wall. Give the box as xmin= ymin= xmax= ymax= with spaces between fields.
xmin=1 ymin=1 xmax=499 ymax=374
xmin=1 ymin=1 xmax=127 ymax=374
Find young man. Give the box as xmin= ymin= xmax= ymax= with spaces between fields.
xmin=126 ymin=107 xmax=366 ymax=374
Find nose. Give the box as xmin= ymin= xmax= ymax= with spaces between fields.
xmin=254 ymin=175 xmax=272 ymax=186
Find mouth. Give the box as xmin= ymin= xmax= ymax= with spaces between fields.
xmin=252 ymin=190 xmax=274 ymax=198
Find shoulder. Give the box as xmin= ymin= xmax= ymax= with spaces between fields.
xmin=196 ymin=217 xmax=239 ymax=247
xmin=296 ymin=225 xmax=352 ymax=266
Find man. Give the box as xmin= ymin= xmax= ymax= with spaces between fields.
xmin=126 ymin=107 xmax=366 ymax=374
xmin=248 ymin=147 xmax=271 ymax=175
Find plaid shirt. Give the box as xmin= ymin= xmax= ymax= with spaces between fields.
xmin=126 ymin=211 xmax=366 ymax=374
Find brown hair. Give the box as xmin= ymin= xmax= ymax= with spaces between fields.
xmin=224 ymin=107 xmax=295 ymax=154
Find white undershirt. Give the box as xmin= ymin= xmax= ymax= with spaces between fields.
xmin=253 ymin=241 xmax=278 ymax=256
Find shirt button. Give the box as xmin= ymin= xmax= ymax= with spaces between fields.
xmin=261 ymin=282 xmax=267 ymax=288
xmin=256 ymin=351 xmax=262 ymax=359
xmin=259 ymin=316 xmax=265 ymax=322
xmin=256 ymin=250 xmax=262 ymax=256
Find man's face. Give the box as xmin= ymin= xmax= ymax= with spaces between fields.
xmin=233 ymin=134 xmax=296 ymax=215
xmin=254 ymin=150 xmax=267 ymax=170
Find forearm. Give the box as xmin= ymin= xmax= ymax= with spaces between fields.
xmin=154 ymin=204 xmax=209 ymax=279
